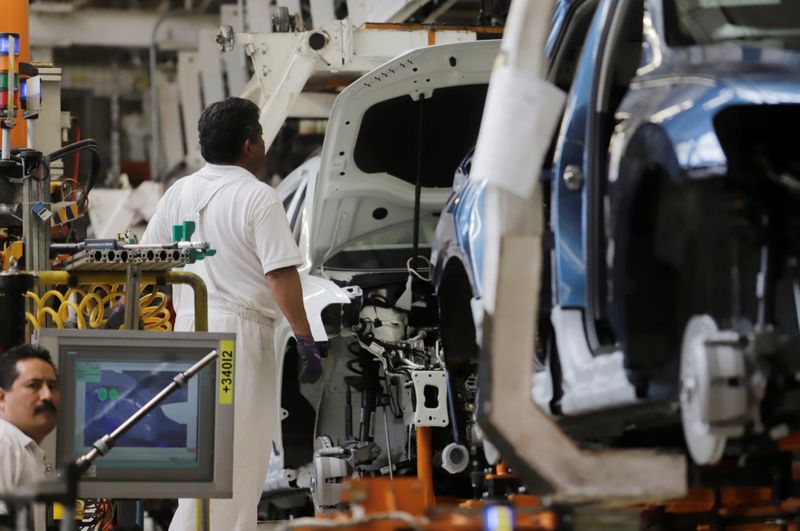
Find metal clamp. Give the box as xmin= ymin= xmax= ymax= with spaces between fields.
xmin=411 ymin=371 xmax=449 ymax=427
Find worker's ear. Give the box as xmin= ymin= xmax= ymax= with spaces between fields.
xmin=243 ymin=137 xmax=258 ymax=156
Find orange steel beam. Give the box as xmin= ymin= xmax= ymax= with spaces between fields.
xmin=416 ymin=426 xmax=435 ymax=507
xmin=1 ymin=0 xmax=29 ymax=148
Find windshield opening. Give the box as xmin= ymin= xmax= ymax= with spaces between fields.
xmin=664 ymin=0 xmax=800 ymax=48
xmin=353 ymin=84 xmax=488 ymax=188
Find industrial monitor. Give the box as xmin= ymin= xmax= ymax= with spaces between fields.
xmin=37 ymin=329 xmax=235 ymax=499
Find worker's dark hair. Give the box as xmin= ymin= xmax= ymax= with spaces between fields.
xmin=198 ymin=97 xmax=262 ymax=164
xmin=0 ymin=344 xmax=56 ymax=390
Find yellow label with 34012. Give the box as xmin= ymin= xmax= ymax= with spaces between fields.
xmin=52 ymin=499 xmax=84 ymax=520
xmin=219 ymin=339 xmax=235 ymax=404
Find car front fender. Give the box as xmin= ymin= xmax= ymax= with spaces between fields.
xmin=273 ymin=273 xmax=351 ymax=357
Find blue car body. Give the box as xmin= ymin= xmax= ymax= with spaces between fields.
xmin=432 ymin=153 xmax=486 ymax=298
xmin=433 ymin=0 xmax=800 ymax=421
xmin=432 ymin=1 xmax=577 ymax=299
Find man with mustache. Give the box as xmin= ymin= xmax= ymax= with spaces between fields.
xmin=0 ymin=344 xmax=60 ymax=531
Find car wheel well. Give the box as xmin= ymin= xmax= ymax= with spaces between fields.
xmin=611 ymin=166 xmax=683 ymax=395
xmin=438 ymin=259 xmax=479 ymax=371
xmin=280 ymin=339 xmax=316 ymax=468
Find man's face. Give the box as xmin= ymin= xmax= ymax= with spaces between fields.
xmin=0 ymin=359 xmax=60 ymax=444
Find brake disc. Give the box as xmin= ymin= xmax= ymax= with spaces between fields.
xmin=680 ymin=315 xmax=748 ymax=465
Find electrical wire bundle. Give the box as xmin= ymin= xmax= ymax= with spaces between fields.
xmin=56 ymin=176 xmax=89 ymax=218
xmin=78 ymin=499 xmax=116 ymax=530
xmin=24 ymin=283 xmax=172 ymax=331
xmin=45 ymin=139 xmax=100 ymax=212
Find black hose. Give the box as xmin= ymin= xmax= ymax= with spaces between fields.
xmin=345 ymin=385 xmax=353 ymax=440
xmin=48 ymin=139 xmax=97 ymax=162
xmin=78 ymin=148 xmax=101 ymax=208
xmin=445 ymin=373 xmax=461 ymax=443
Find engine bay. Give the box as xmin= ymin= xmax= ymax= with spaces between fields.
xmin=273 ymin=272 xmax=499 ymax=513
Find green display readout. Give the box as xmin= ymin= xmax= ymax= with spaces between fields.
xmin=95 ymin=387 xmax=120 ymax=402
xmin=76 ymin=363 xmax=101 ymax=382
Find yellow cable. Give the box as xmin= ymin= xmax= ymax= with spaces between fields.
xmin=78 ymin=292 xmax=105 ymax=329
xmin=139 ymin=289 xmax=157 ymax=308
xmin=25 ymin=281 xmax=172 ymax=332
xmin=24 ymin=291 xmax=40 ymax=308
xmin=64 ymin=287 xmax=86 ymax=300
xmin=140 ymin=291 xmax=167 ymax=317
xmin=143 ymin=306 xmax=172 ymax=331
xmin=101 ymin=290 xmax=124 ymax=304
xmin=57 ymin=300 xmax=87 ymax=330
xmin=43 ymin=290 xmax=67 ymax=306
xmin=26 ymin=290 xmax=68 ymax=329
xmin=25 ymin=312 xmax=40 ymax=330
xmin=37 ymin=307 xmax=63 ymax=329
xmin=25 ymin=289 xmax=67 ymax=310
xmin=138 ymin=286 xmax=171 ymax=331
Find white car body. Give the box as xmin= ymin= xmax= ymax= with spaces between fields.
xmin=267 ymin=40 xmax=500 ymax=504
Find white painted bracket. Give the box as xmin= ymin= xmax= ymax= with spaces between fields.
xmin=412 ymin=371 xmax=449 ymax=427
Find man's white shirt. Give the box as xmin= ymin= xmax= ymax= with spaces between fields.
xmin=141 ymin=163 xmax=303 ymax=319
xmin=0 ymin=419 xmax=51 ymax=530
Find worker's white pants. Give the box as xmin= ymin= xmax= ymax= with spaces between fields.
xmin=169 ymin=309 xmax=276 ymax=531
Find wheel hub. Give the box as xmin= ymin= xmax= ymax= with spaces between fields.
xmin=680 ymin=315 xmax=749 ymax=465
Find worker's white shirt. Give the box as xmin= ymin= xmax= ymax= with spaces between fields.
xmin=0 ymin=419 xmax=50 ymax=531
xmin=141 ymin=163 xmax=303 ymax=318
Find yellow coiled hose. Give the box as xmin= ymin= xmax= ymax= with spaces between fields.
xmin=25 ymin=283 xmax=172 ymax=331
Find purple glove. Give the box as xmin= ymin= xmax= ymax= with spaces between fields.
xmin=106 ymin=303 xmax=126 ymax=329
xmin=295 ymin=334 xmax=324 ymax=384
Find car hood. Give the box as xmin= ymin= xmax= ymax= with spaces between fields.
xmin=305 ymin=40 xmax=499 ymax=270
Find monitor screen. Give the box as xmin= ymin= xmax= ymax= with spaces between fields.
xmin=75 ymin=358 xmax=200 ymax=468
xmin=38 ymin=329 xmax=235 ymax=499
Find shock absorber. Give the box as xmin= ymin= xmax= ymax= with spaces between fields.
xmin=344 ymin=384 xmax=353 ymax=440
xmin=358 ymin=350 xmax=380 ymax=442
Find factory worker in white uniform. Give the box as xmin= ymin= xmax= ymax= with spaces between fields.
xmin=141 ymin=97 xmax=324 ymax=531
xmin=0 ymin=344 xmax=61 ymax=531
